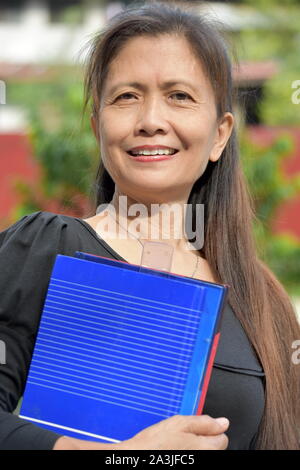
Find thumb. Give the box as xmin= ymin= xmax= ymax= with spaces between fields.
xmin=185 ymin=415 xmax=230 ymax=436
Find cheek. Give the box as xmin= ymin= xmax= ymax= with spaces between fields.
xmin=99 ymin=111 xmax=131 ymax=150
xmin=98 ymin=117 xmax=128 ymax=181
xmin=183 ymin=124 xmax=216 ymax=178
xmin=185 ymin=124 xmax=213 ymax=156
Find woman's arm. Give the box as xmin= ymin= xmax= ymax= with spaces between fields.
xmin=0 ymin=410 xmax=61 ymax=450
xmin=0 ymin=213 xmax=76 ymax=449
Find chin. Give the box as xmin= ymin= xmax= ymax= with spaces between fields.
xmin=119 ymin=179 xmax=170 ymax=195
xmin=128 ymin=179 xmax=173 ymax=192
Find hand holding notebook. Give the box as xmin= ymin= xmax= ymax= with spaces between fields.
xmin=53 ymin=414 xmax=230 ymax=450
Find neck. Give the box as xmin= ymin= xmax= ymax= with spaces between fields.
xmin=104 ymin=188 xmax=195 ymax=253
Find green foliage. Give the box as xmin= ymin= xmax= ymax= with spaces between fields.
xmin=235 ymin=1 xmax=300 ymax=125
xmin=241 ymin=134 xmax=300 ymax=222
xmin=8 ymin=69 xmax=98 ymax=217
xmin=264 ymin=235 xmax=300 ymax=296
xmin=240 ymin=131 xmax=300 ymax=294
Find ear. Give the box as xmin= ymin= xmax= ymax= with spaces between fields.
xmin=90 ymin=113 xmax=100 ymax=142
xmin=209 ymin=112 xmax=234 ymax=163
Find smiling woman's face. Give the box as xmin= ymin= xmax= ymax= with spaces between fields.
xmin=92 ymin=34 xmax=233 ymax=204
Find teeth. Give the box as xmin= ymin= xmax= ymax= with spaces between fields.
xmin=131 ymin=149 xmax=176 ymax=156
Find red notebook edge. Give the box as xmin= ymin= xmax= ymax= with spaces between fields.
xmin=196 ymin=332 xmax=221 ymax=415
xmin=196 ymin=286 xmax=229 ymax=415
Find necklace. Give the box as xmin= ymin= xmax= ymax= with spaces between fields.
xmin=108 ymin=212 xmax=200 ymax=279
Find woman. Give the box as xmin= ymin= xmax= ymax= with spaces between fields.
xmin=0 ymin=2 xmax=299 ymax=450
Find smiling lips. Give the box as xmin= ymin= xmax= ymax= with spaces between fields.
xmin=127 ymin=145 xmax=178 ymax=156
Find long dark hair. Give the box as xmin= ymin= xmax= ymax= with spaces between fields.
xmin=83 ymin=1 xmax=300 ymax=449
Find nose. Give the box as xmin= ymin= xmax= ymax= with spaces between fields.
xmin=134 ymin=96 xmax=171 ymax=135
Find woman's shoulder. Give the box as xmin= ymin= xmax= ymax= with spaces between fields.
xmin=1 ymin=210 xmax=77 ymax=232
xmin=0 ymin=211 xmax=85 ymax=250
xmin=2 ymin=211 xmax=62 ymax=236
xmin=0 ymin=210 xmax=118 ymax=267
xmin=0 ymin=212 xmax=83 ymax=340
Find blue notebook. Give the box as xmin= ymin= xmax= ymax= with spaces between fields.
xmin=19 ymin=252 xmax=228 ymax=443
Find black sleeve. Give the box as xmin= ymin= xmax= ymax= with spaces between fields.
xmin=0 ymin=212 xmax=69 ymax=449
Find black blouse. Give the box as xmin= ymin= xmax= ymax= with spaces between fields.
xmin=0 ymin=211 xmax=265 ymax=450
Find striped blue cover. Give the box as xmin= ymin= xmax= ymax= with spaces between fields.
xmin=19 ymin=253 xmax=227 ymax=443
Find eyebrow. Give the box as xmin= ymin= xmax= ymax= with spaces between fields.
xmin=107 ymin=80 xmax=200 ymax=96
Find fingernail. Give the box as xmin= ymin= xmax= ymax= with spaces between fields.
xmin=215 ymin=417 xmax=229 ymax=427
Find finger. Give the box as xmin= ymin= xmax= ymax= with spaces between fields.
xmin=179 ymin=415 xmax=230 ymax=436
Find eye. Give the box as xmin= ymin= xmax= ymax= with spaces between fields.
xmin=115 ymin=92 xmax=136 ymax=101
xmin=170 ymin=92 xmax=192 ymax=102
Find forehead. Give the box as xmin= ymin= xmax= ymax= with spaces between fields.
xmin=104 ymin=34 xmax=211 ymax=92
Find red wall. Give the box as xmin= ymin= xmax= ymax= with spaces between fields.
xmin=0 ymin=133 xmax=40 ymax=227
